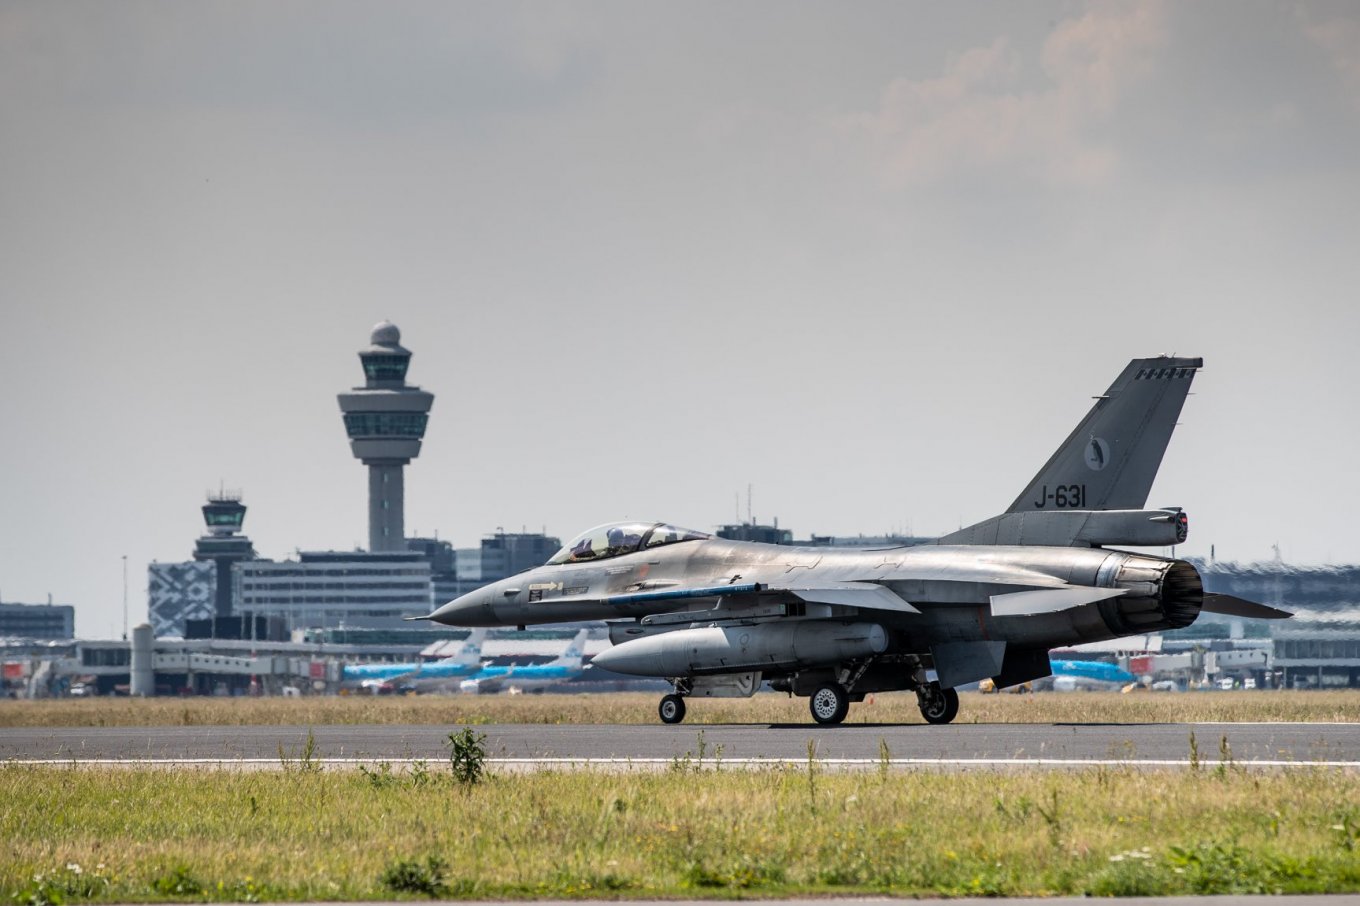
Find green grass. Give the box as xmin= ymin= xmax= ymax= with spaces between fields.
xmin=3 ymin=761 xmax=1360 ymax=901
xmin=3 ymin=689 xmax=1358 ymax=728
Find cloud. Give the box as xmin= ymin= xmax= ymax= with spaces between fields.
xmin=1300 ymin=7 xmax=1360 ymax=109
xmin=841 ymin=2 xmax=1166 ymax=187
xmin=0 ymin=3 xmax=601 ymax=128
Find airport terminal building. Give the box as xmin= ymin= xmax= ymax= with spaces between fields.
xmin=235 ymin=551 xmax=433 ymax=631
xmin=0 ymin=602 xmax=75 ymax=639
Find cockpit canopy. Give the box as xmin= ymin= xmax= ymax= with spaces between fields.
xmin=547 ymin=522 xmax=712 ymax=565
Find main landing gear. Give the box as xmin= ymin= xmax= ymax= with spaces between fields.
xmin=809 ymin=682 xmax=850 ymax=725
xmin=917 ymin=681 xmax=959 ymax=725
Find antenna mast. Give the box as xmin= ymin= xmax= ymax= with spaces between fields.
xmin=121 ymin=554 xmax=128 ymax=641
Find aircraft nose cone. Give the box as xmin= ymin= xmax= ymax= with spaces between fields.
xmin=429 ymin=591 xmax=494 ymax=627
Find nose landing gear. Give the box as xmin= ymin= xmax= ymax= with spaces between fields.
xmin=658 ymin=693 xmax=687 ymax=724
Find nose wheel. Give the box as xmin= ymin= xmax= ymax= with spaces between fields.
xmin=809 ymin=682 xmax=850 ymax=725
xmin=917 ymin=682 xmax=959 ymax=724
xmin=658 ymin=693 xmax=687 ymax=724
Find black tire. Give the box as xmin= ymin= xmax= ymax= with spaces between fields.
xmin=809 ymin=682 xmax=850 ymax=725
xmin=919 ymin=683 xmax=959 ymax=725
xmin=659 ymin=693 xmax=686 ymax=724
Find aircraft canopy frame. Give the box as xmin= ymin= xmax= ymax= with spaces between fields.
xmin=547 ymin=522 xmax=711 ymax=565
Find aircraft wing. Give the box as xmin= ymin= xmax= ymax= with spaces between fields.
xmin=373 ymin=665 xmax=422 ymax=686
xmin=602 ymin=581 xmax=920 ymax=614
xmin=468 ymin=667 xmax=513 ymax=693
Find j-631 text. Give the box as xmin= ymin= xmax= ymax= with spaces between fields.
xmin=1031 ymin=484 xmax=1086 ymax=508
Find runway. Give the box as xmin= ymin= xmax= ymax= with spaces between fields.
xmin=4 ymin=721 xmax=1360 ymax=768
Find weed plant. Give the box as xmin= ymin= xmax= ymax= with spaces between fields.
xmin=3 ymin=763 xmax=1359 ymax=900
xmin=445 ymin=728 xmax=487 ymax=785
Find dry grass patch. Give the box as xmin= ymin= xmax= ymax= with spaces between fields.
xmin=2 ymin=689 xmax=1358 ymax=729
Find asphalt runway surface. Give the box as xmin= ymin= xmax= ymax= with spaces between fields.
xmin=4 ymin=721 xmax=1360 ymax=768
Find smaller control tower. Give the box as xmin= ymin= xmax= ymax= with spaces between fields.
xmin=191 ymin=489 xmax=256 ymax=617
xmin=337 ymin=322 xmax=434 ymax=552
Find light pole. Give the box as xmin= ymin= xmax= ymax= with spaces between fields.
xmin=121 ymin=555 xmax=128 ymax=641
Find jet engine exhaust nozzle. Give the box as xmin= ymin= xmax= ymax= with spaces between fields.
xmin=1098 ymin=555 xmax=1203 ymax=635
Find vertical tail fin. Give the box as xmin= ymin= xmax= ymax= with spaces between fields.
xmin=1007 ymin=357 xmax=1202 ymax=513
xmin=445 ymin=628 xmax=488 ymax=666
xmin=551 ymin=629 xmax=591 ymax=665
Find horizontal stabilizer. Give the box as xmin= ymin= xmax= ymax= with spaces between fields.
xmin=1201 ymin=593 xmax=1292 ymax=620
xmin=990 ymin=586 xmax=1126 ymax=617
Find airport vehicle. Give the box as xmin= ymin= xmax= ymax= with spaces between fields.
xmin=341 ymin=629 xmax=487 ymax=693
xmin=417 ymin=357 xmax=1289 ymax=725
xmin=458 ymin=629 xmax=590 ymax=693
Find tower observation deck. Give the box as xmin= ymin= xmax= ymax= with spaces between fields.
xmin=337 ymin=322 xmax=435 ymax=552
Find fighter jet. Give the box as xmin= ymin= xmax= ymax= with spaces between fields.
xmin=415 ymin=357 xmax=1289 ymax=725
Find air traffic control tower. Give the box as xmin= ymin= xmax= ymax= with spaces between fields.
xmin=337 ymin=322 xmax=434 ymax=552
xmin=193 ymin=490 xmax=256 ymax=616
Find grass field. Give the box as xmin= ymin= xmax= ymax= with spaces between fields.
xmin=3 ymin=758 xmax=1359 ymax=901
xmin=1 ymin=689 xmax=1357 ymax=728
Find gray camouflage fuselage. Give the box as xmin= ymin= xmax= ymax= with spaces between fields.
xmin=418 ymin=355 xmax=1284 ymax=718
xmin=428 ymin=537 xmax=1201 ymax=691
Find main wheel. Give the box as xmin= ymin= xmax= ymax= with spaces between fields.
xmin=809 ymin=682 xmax=850 ymax=725
xmin=918 ymin=683 xmax=959 ymax=725
xmin=659 ymin=693 xmax=687 ymax=724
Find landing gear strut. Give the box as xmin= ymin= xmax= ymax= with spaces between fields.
xmin=917 ymin=681 xmax=959 ymax=725
xmin=809 ymin=682 xmax=850 ymax=725
xmin=658 ymin=693 xmax=686 ymax=724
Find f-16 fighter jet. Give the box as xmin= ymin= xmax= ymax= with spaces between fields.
xmin=414 ymin=357 xmax=1288 ymax=725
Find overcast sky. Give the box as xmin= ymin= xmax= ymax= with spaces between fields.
xmin=2 ymin=1 xmax=1358 ymax=637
